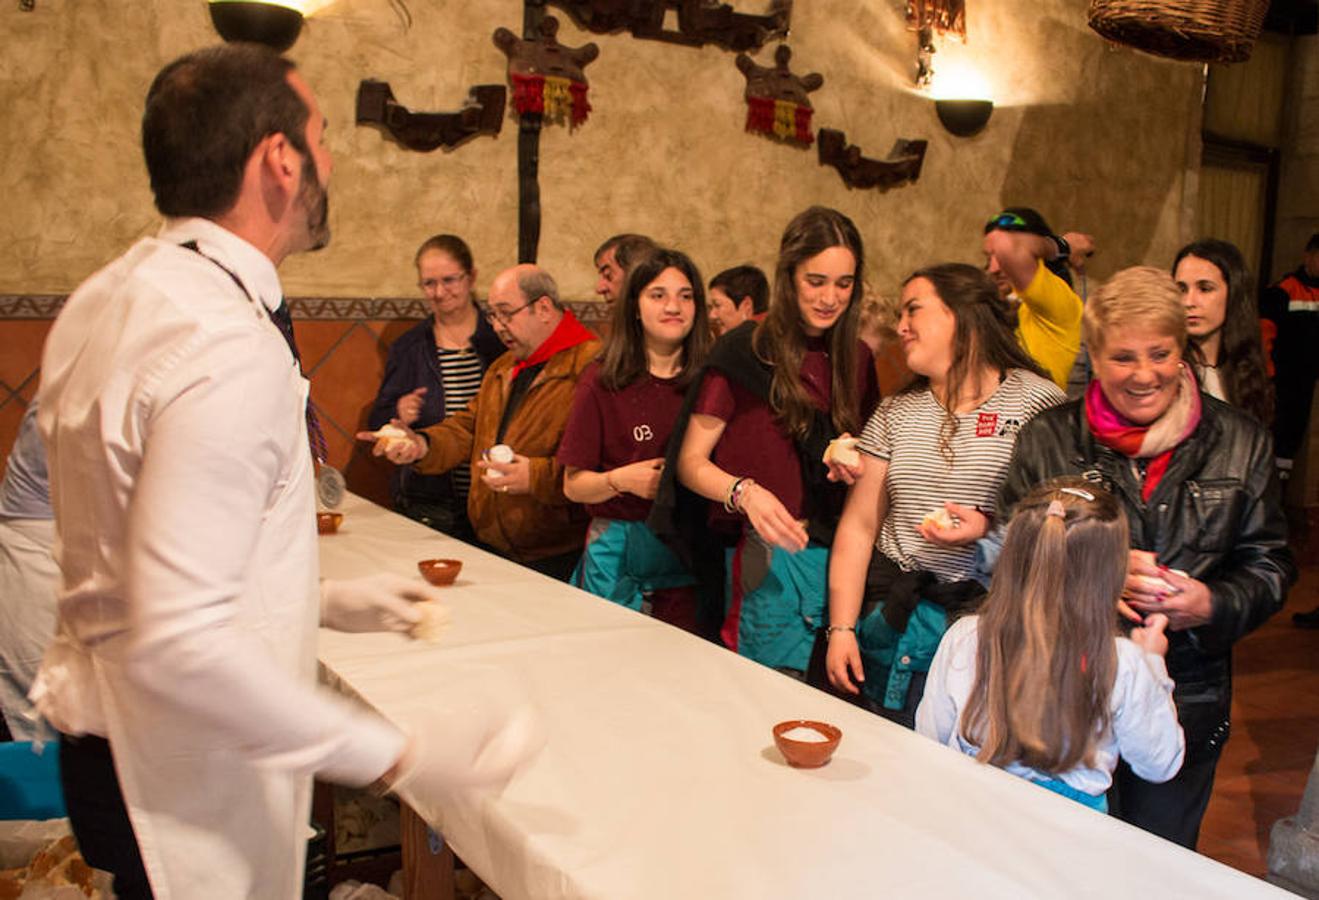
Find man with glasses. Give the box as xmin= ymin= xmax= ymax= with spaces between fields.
xmin=981 ymin=207 xmax=1093 ymax=390
xmin=369 ymin=264 xmax=600 ymax=581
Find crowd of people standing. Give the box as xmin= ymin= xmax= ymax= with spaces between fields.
xmin=363 ymin=204 xmax=1306 ymax=850
xmin=0 ymin=40 xmax=1309 ymax=897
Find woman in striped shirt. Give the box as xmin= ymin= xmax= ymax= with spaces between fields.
xmin=368 ymin=234 xmax=505 ymax=540
xmin=825 ymin=263 xmax=1064 ymax=725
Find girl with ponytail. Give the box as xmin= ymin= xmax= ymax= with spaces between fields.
xmin=915 ymin=477 xmax=1185 ymax=811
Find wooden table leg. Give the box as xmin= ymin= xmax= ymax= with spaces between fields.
xmin=400 ymin=802 xmax=455 ymax=900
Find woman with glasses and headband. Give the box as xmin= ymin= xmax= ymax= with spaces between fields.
xmin=999 ymin=266 xmax=1293 ymax=848
xmin=368 ymin=234 xmax=505 ymax=540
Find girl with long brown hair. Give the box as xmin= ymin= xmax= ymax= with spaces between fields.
xmin=916 ymin=478 xmax=1184 ymax=810
xmin=672 ymin=206 xmax=878 ymax=674
xmin=559 ymin=249 xmax=711 ymax=630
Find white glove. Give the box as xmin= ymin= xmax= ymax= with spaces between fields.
xmin=392 ymin=694 xmax=546 ymax=800
xmin=319 ymin=574 xmax=435 ymax=633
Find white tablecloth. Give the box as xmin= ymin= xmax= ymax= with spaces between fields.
xmin=318 ymin=493 xmax=1288 ymax=899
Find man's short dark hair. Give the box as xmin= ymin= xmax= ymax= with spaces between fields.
xmin=594 ymin=233 xmax=658 ymax=270
xmin=142 ymin=44 xmax=310 ymax=219
xmin=710 ymin=265 xmax=769 ymax=314
xmin=1307 ymin=233 xmax=1319 ymax=253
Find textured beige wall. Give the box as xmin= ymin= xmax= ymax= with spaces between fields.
xmin=0 ymin=0 xmax=1202 ymax=300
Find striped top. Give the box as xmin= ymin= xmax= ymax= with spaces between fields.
xmin=859 ymin=368 xmax=1065 ymax=583
xmin=437 ymin=346 xmax=485 ymax=497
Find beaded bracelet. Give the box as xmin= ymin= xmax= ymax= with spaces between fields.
xmin=727 ymin=477 xmax=756 ymax=514
xmin=825 ymin=623 xmax=856 ymax=639
xmin=723 ymin=477 xmax=746 ymax=514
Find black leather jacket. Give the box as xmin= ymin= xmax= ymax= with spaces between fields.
xmin=999 ymin=395 xmax=1294 ymax=753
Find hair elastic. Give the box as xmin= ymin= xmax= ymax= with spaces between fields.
xmin=1046 ymin=499 xmax=1066 ymax=518
xmin=1058 ymin=487 xmax=1094 ymax=501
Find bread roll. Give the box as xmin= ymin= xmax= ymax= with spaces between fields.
xmin=372 ymin=423 xmax=410 ymax=454
xmin=410 ymin=601 xmax=452 ymax=643
xmin=822 ymin=436 xmax=861 ymax=468
xmin=922 ymin=508 xmax=955 ymax=530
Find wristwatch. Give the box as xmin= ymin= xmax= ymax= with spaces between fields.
xmin=1051 ymin=233 xmax=1071 ymax=260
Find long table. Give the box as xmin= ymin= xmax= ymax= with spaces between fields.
xmin=317 ymin=493 xmax=1289 ymax=899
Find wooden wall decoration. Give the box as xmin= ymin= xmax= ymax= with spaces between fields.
xmin=544 ymin=0 xmax=792 ymax=53
xmin=494 ymin=16 xmax=600 ymax=130
xmin=817 ymin=129 xmax=928 ymax=190
xmin=355 ymin=81 xmax=507 ymax=152
xmin=737 ymin=45 xmax=821 ymax=147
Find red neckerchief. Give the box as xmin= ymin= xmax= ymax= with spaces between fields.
xmin=510 ymin=309 xmax=596 ymax=379
xmin=1085 ymin=366 xmax=1201 ymax=502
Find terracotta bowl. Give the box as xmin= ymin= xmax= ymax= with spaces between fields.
xmin=773 ymin=720 xmax=842 ymax=768
xmin=316 ymin=512 xmax=343 ymax=535
xmin=418 ymin=558 xmax=463 ymax=587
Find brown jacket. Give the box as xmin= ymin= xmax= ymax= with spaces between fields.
xmin=416 ymin=338 xmax=601 ymax=562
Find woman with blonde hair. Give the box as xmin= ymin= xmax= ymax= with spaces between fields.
xmin=917 ymin=478 xmax=1184 ymax=810
xmin=1000 ymin=265 xmax=1294 ymax=846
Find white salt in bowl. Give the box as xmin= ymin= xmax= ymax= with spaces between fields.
xmin=772 ymin=720 xmax=842 ymax=768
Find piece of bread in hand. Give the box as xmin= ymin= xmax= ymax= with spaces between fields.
xmin=372 ymin=423 xmax=411 ymax=454
xmin=822 ymin=436 xmax=861 ymax=468
xmin=410 ymin=601 xmax=452 ymax=643
xmin=922 ymin=507 xmax=955 ymax=530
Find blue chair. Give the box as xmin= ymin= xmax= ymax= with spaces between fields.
xmin=0 ymin=741 xmax=66 ymax=820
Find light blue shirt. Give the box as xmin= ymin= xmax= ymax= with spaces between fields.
xmin=0 ymin=402 xmax=51 ymax=519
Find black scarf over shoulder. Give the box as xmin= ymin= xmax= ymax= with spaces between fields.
xmin=647 ymin=322 xmax=847 ymax=561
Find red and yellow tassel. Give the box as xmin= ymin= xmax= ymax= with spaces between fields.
xmin=510 ymin=73 xmax=591 ymax=128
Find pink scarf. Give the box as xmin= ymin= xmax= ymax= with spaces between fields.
xmin=1085 ymin=365 xmax=1201 ymax=502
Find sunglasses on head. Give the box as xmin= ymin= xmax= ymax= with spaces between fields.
xmin=987 ymin=212 xmax=1028 ymax=230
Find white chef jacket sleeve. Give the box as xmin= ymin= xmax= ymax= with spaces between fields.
xmin=122 ymin=323 xmax=403 ymax=786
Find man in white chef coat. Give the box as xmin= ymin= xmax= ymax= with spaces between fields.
xmin=31 ymin=44 xmax=529 ymax=900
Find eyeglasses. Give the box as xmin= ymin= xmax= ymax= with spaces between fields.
xmin=418 ymin=272 xmax=469 ymax=292
xmin=483 ymin=299 xmax=536 ymax=325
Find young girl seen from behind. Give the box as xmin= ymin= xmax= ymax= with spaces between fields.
xmin=915 ymin=478 xmax=1185 ymax=811
xmin=558 ymin=248 xmax=712 ymax=631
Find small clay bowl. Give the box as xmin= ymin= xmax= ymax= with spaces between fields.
xmin=418 ymin=558 xmax=463 ymax=587
xmin=316 ymin=512 xmax=343 ymax=535
xmin=773 ymin=720 xmax=842 ymax=768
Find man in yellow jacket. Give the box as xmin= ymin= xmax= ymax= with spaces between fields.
xmin=982 ymin=208 xmax=1090 ymax=391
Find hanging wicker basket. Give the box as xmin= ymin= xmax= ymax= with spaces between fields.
xmin=1087 ymin=0 xmax=1269 ymax=63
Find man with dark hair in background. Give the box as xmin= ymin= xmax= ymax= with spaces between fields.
xmin=707 ymin=264 xmax=769 ymax=336
xmin=593 ymin=232 xmax=658 ymax=305
xmin=1261 ymin=233 xmax=1319 ymax=628
xmin=34 ymin=44 xmax=531 ymax=898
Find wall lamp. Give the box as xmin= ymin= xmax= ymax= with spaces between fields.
xmin=209 ymin=0 xmax=305 ymax=52
xmin=935 ymin=99 xmax=993 ymax=137
xmin=929 ymin=59 xmax=993 ymax=138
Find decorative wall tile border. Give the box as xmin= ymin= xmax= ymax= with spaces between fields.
xmin=0 ymin=295 xmax=65 ymax=319
xmin=0 ymin=294 xmax=611 ymax=324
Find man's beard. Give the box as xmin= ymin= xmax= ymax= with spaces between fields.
xmin=297 ymin=155 xmax=330 ymax=252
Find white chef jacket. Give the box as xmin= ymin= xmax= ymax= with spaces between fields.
xmin=34 ymin=217 xmax=404 ymax=899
